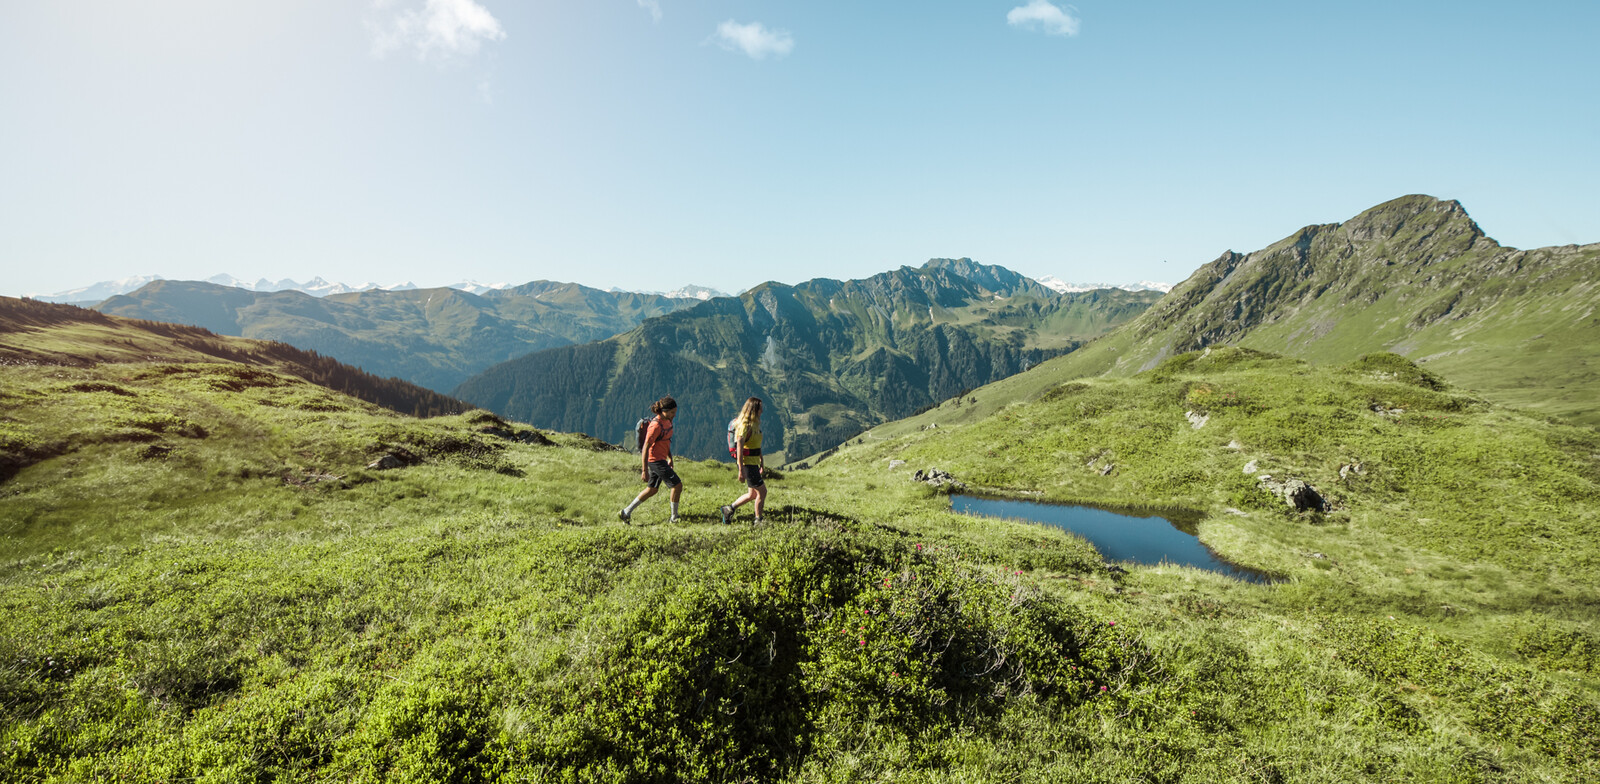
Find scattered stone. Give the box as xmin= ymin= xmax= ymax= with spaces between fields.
xmin=912 ymin=467 xmax=965 ymax=491
xmin=1339 ymin=462 xmax=1364 ymax=480
xmin=920 ymin=423 xmax=940 ymax=431
xmin=1099 ymin=463 xmax=1116 ymax=477
xmin=1308 ymin=552 xmax=1328 ymax=560
xmin=1226 ymin=440 xmax=1243 ymax=451
xmin=1256 ymin=474 xmax=1330 ymax=512
xmin=1185 ymin=410 xmax=1210 ymax=429
xmin=1371 ymin=404 xmax=1405 ymax=419
xmin=1243 ymin=459 xmax=1259 ymax=475
xmin=888 ymin=459 xmax=907 ymax=469
xmin=1225 ymin=508 xmax=1248 ymax=517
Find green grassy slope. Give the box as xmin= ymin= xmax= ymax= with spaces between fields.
xmin=801 ymin=347 xmax=1600 ymax=777
xmin=4 ymin=326 xmax=1599 ymax=781
xmin=96 ymin=280 xmax=702 ymax=393
xmin=1017 ymin=196 xmax=1600 ymax=427
xmin=455 ymin=260 xmax=1160 ymax=462
xmin=0 ymin=297 xmax=468 ymax=428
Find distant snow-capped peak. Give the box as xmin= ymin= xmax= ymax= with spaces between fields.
xmin=31 ymin=275 xmax=164 ymax=303
xmin=608 ymin=284 xmax=730 ymax=300
xmin=447 ymin=280 xmax=513 ymax=295
xmin=666 ymin=284 xmax=729 ymax=300
xmin=1036 ymin=275 xmax=1172 ymax=294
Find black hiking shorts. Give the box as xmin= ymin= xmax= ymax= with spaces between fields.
xmin=741 ymin=464 xmax=765 ymax=489
xmin=646 ymin=461 xmax=682 ymax=489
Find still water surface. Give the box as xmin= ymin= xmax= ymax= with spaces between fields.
xmin=951 ymin=494 xmax=1277 ymax=584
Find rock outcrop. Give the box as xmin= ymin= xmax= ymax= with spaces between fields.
xmin=1257 ymin=474 xmax=1330 ymax=512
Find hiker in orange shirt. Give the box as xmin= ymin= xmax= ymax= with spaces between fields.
xmin=620 ymin=396 xmax=682 ymax=524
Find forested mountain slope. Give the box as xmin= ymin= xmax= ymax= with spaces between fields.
xmin=454 ymin=259 xmax=1159 ymax=460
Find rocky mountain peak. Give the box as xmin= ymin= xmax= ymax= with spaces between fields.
xmin=1338 ymin=194 xmax=1488 ymax=245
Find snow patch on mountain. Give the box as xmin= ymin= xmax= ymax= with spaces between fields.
xmin=1036 ymin=275 xmax=1172 ymax=294
xmin=608 ymin=284 xmax=731 ymax=300
xmin=446 ymin=281 xmax=513 ymax=295
xmin=31 ymin=275 xmax=165 ymax=303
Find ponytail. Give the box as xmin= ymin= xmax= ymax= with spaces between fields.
xmin=650 ymin=396 xmax=678 ymax=416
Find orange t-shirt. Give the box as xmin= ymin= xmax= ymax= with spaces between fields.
xmin=644 ymin=417 xmax=673 ymax=462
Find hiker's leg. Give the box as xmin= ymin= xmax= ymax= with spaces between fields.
xmin=627 ymin=485 xmax=657 ymax=512
xmin=753 ymin=484 xmax=768 ymax=518
xmin=668 ymin=482 xmax=682 ymax=517
xmin=729 ymin=488 xmax=755 ymax=510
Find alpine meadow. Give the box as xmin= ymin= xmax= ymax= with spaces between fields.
xmin=4 ymin=193 xmax=1599 ymax=782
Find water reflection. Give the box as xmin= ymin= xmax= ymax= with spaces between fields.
xmin=951 ymin=494 xmax=1278 ymax=584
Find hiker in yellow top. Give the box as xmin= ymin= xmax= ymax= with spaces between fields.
xmin=719 ymin=397 xmax=768 ymax=524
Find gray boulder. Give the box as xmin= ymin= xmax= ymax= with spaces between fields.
xmin=1257 ymin=474 xmax=1330 ymax=512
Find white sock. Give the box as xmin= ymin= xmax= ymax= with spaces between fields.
xmin=670 ymin=501 xmax=680 ymax=517
xmin=624 ymin=499 xmax=642 ymax=515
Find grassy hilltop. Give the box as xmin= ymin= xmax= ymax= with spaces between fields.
xmin=4 ymin=292 xmax=1599 ymax=780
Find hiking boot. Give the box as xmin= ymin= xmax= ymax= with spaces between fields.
xmin=753 ymin=516 xmax=766 ymax=525
xmin=669 ymin=515 xmax=681 ymax=524
xmin=619 ymin=508 xmax=631 ymax=524
xmin=719 ymin=505 xmax=733 ymax=525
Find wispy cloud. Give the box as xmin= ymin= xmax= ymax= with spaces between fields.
xmin=1007 ymin=1 xmax=1080 ymax=37
xmin=713 ymin=20 xmax=794 ymax=60
xmin=369 ymin=0 xmax=507 ymax=60
xmin=637 ymin=0 xmax=662 ymax=22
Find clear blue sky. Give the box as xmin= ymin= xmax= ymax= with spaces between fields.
xmin=4 ymin=1 xmax=1597 ymax=297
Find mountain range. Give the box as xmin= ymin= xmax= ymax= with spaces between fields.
xmin=453 ymin=259 xmax=1162 ymax=461
xmin=94 ymin=281 xmax=708 ymax=394
xmin=32 ymin=272 xmax=1167 ymax=307
xmin=30 ymin=275 xmax=732 ymax=306
xmin=861 ymin=195 xmax=1600 ymax=452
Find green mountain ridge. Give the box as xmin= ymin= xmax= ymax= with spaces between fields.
xmin=95 ymin=280 xmax=704 ymax=393
xmin=453 ymin=259 xmax=1160 ymax=460
xmin=1018 ymin=194 xmax=1600 ymax=426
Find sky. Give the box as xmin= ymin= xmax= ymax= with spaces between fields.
xmin=3 ymin=0 xmax=1598 ymax=298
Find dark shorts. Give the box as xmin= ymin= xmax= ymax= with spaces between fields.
xmin=741 ymin=464 xmax=765 ymax=489
xmin=646 ymin=461 xmax=681 ymax=489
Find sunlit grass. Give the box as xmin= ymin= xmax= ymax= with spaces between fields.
xmin=2 ymin=354 xmax=1598 ymax=781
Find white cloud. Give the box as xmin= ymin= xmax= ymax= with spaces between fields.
xmin=1007 ymin=0 xmax=1080 ymax=37
xmin=637 ymin=0 xmax=662 ymax=22
xmin=713 ymin=20 xmax=794 ymax=60
xmin=370 ymin=0 xmax=507 ymax=60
